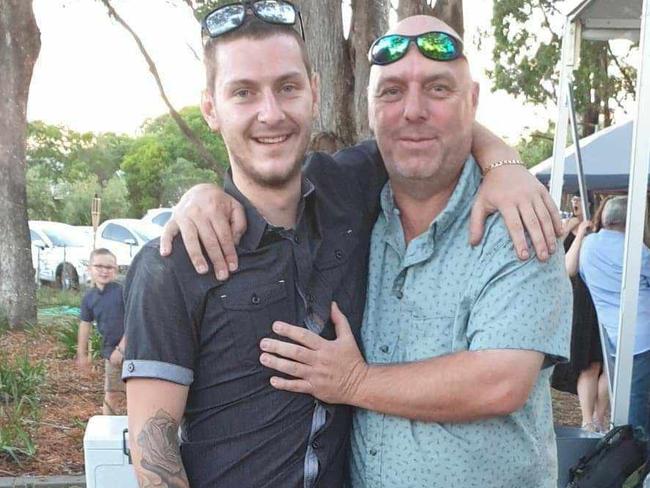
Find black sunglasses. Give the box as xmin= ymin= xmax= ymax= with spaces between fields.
xmin=368 ymin=31 xmax=463 ymax=66
xmin=202 ymin=0 xmax=305 ymax=41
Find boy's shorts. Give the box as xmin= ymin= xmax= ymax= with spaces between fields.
xmin=104 ymin=360 xmax=126 ymax=393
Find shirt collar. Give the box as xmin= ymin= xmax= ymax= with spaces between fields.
xmin=380 ymin=156 xmax=480 ymax=244
xmin=223 ymin=168 xmax=315 ymax=251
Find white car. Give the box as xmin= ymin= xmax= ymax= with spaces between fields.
xmin=95 ymin=219 xmax=162 ymax=268
xmin=141 ymin=207 xmax=173 ymax=228
xmin=29 ymin=221 xmax=93 ymax=289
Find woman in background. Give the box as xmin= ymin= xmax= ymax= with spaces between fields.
xmin=553 ymin=193 xmax=608 ymax=432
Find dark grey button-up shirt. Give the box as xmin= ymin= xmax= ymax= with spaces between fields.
xmin=123 ymin=143 xmax=385 ymax=488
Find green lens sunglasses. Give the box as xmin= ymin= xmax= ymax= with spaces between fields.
xmin=368 ymin=31 xmax=463 ymax=66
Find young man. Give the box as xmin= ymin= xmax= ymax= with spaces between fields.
xmin=123 ymin=4 xmax=561 ymax=488
xmin=77 ymin=248 xmax=126 ymax=415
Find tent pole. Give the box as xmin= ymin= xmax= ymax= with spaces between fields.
xmin=612 ymin=0 xmax=650 ymax=428
xmin=549 ymin=20 xmax=578 ymax=206
xmin=567 ymin=82 xmax=591 ymax=220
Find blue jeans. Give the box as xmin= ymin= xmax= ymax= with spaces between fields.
xmin=610 ymin=347 xmax=650 ymax=435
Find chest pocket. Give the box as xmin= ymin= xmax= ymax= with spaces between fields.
xmin=219 ymin=280 xmax=291 ymax=365
xmin=312 ymin=228 xmax=359 ymax=314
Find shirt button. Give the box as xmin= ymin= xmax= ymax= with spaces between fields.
xmin=294 ymin=235 xmax=301 ymax=244
xmin=311 ymin=439 xmax=320 ymax=449
xmin=251 ymin=293 xmax=261 ymax=305
xmin=334 ymin=249 xmax=343 ymax=260
xmin=127 ymin=362 xmax=135 ymax=373
xmin=369 ymin=448 xmax=378 ymax=456
xmin=307 ymin=293 xmax=315 ymax=303
xmin=380 ymin=345 xmax=389 ymax=354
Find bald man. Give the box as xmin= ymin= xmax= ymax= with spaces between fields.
xmin=259 ymin=16 xmax=571 ymax=488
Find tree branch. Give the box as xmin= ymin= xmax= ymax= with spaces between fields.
xmin=100 ymin=0 xmax=224 ymax=178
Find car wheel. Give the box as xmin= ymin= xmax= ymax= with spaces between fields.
xmin=57 ymin=263 xmax=79 ymax=290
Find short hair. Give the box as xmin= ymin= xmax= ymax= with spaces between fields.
xmin=602 ymin=196 xmax=628 ymax=229
xmin=203 ymin=16 xmax=312 ymax=95
xmin=89 ymin=248 xmax=116 ymax=262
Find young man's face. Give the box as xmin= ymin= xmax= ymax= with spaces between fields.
xmin=202 ymin=34 xmax=318 ymax=189
xmin=89 ymin=254 xmax=117 ymax=286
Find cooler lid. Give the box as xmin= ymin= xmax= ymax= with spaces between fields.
xmin=83 ymin=415 xmax=131 ymax=450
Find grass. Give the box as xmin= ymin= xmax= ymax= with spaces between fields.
xmin=55 ymin=318 xmax=102 ymax=360
xmin=37 ymin=287 xmax=82 ymax=308
xmin=0 ymin=354 xmax=46 ymax=464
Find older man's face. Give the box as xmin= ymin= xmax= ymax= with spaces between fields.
xmin=368 ymin=37 xmax=478 ymax=186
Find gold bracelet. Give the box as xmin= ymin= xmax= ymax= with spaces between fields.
xmin=483 ymin=159 xmax=525 ymax=175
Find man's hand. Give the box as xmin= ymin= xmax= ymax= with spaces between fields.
xmin=259 ymin=303 xmax=368 ymax=405
xmin=469 ymin=165 xmax=562 ymax=261
xmin=160 ymin=183 xmax=247 ymax=280
xmin=109 ymin=348 xmax=123 ymax=368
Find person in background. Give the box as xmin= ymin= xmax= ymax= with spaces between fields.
xmin=553 ymin=193 xmax=608 ymax=432
xmin=580 ymin=196 xmax=650 ymax=434
xmin=77 ymin=248 xmax=126 ymax=415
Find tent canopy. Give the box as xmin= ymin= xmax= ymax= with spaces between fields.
xmin=568 ymin=0 xmax=642 ymax=41
xmin=531 ymin=121 xmax=650 ymax=192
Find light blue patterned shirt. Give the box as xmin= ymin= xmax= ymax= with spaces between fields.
xmin=579 ymin=229 xmax=650 ymax=356
xmin=350 ymin=158 xmax=572 ymax=488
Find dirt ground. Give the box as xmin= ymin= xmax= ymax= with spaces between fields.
xmin=0 ymin=325 xmax=584 ymax=477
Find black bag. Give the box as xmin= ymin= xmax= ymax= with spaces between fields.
xmin=567 ymin=424 xmax=648 ymax=488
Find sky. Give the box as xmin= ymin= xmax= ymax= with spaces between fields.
xmin=27 ymin=0 xmax=560 ymax=142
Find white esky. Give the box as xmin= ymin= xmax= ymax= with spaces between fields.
xmin=28 ymin=0 xmax=554 ymax=142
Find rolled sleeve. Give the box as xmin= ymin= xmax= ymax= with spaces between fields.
xmin=122 ymin=246 xmax=197 ymax=385
xmin=467 ymin=239 xmax=572 ymax=366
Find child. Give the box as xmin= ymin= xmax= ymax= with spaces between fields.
xmin=76 ymin=248 xmax=126 ymax=415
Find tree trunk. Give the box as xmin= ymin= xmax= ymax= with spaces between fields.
xmin=296 ymin=0 xmax=356 ymax=146
xmin=0 ymin=0 xmax=40 ymax=329
xmin=397 ymin=0 xmax=435 ymax=21
xmin=432 ymin=0 xmax=464 ymax=39
xmin=349 ymin=0 xmax=390 ymax=140
xmin=397 ymin=0 xmax=464 ymax=39
xmin=101 ymin=0 xmax=224 ymax=178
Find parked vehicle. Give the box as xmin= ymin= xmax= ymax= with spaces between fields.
xmin=94 ymin=219 xmax=162 ymax=268
xmin=29 ymin=221 xmax=92 ymax=289
xmin=141 ymin=207 xmax=172 ymax=227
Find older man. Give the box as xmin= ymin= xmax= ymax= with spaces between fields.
xmin=580 ymin=196 xmax=650 ymax=434
xmin=257 ymin=16 xmax=571 ymax=488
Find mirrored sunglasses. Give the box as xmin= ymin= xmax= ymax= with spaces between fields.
xmin=202 ymin=0 xmax=304 ymax=40
xmin=368 ymin=31 xmax=463 ymax=66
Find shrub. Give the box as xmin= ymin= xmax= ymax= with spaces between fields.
xmin=55 ymin=319 xmax=102 ymax=360
xmin=0 ymin=354 xmax=45 ymax=464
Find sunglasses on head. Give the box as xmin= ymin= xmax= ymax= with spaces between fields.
xmin=202 ymin=0 xmax=305 ymax=40
xmin=368 ymin=31 xmax=463 ymax=66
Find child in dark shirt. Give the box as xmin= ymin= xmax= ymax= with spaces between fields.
xmin=77 ymin=248 xmax=125 ymax=415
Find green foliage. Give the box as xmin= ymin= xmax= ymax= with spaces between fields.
xmin=0 ymin=354 xmax=45 ymax=464
xmin=121 ymin=136 xmax=168 ymax=216
xmin=160 ymin=158 xmax=219 ymax=206
xmin=37 ymin=287 xmax=81 ymax=308
xmin=26 ymin=166 xmax=61 ymax=221
xmin=517 ymin=128 xmax=555 ymax=168
xmin=26 ymin=107 xmax=225 ymax=222
xmin=55 ymin=319 xmax=102 ymax=360
xmin=142 ymin=106 xmax=229 ymax=174
xmin=0 ymin=354 xmax=46 ymax=406
xmin=489 ymin=0 xmax=637 ymax=136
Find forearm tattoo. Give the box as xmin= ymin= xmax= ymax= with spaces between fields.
xmin=135 ymin=409 xmax=189 ymax=488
